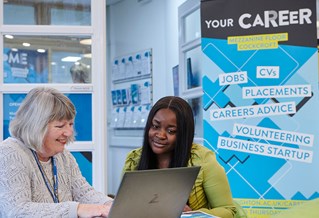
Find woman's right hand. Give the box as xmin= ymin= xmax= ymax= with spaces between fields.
xmin=77 ymin=202 xmax=112 ymax=218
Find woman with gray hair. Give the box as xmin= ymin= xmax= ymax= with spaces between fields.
xmin=70 ymin=63 xmax=90 ymax=83
xmin=0 ymin=87 xmax=112 ymax=217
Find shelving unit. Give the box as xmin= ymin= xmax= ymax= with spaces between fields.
xmin=110 ymin=48 xmax=153 ymax=129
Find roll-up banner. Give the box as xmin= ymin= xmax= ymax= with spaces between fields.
xmin=201 ymin=0 xmax=319 ymax=217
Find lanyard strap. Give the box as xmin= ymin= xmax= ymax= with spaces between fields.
xmin=31 ymin=150 xmax=59 ymax=203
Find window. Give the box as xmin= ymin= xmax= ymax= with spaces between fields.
xmin=4 ymin=35 xmax=92 ymax=84
xmin=4 ymin=0 xmax=91 ymax=25
xmin=0 ymin=1 xmax=107 ymax=193
xmin=178 ymin=0 xmax=203 ymax=138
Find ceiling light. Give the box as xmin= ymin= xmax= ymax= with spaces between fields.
xmin=80 ymin=39 xmax=92 ymax=45
xmin=83 ymin=53 xmax=92 ymax=58
xmin=61 ymin=56 xmax=81 ymax=62
xmin=5 ymin=35 xmax=14 ymax=39
xmin=22 ymin=42 xmax=31 ymax=47
xmin=37 ymin=49 xmax=46 ymax=53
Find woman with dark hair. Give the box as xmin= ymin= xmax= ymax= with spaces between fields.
xmin=123 ymin=96 xmax=237 ymax=218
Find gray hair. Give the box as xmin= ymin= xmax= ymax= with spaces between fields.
xmin=9 ymin=87 xmax=76 ymax=151
xmin=70 ymin=63 xmax=90 ymax=83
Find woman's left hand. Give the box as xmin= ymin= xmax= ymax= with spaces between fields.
xmin=183 ymin=204 xmax=192 ymax=212
xmin=77 ymin=201 xmax=113 ymax=218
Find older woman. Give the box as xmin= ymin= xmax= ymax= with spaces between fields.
xmin=0 ymin=87 xmax=112 ymax=217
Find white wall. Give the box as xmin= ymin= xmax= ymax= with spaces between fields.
xmin=106 ymin=0 xmax=186 ymax=195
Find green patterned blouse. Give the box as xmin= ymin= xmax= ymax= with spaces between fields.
xmin=122 ymin=143 xmax=237 ymax=218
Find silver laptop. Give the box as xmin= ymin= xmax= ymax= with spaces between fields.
xmin=109 ymin=166 xmax=201 ymax=218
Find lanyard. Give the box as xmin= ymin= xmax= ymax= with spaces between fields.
xmin=31 ymin=150 xmax=59 ymax=203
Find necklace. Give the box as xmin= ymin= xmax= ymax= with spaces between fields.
xmin=31 ymin=150 xmax=59 ymax=203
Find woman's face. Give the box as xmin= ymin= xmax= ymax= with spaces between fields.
xmin=148 ymin=108 xmax=177 ymax=157
xmin=39 ymin=119 xmax=74 ymax=161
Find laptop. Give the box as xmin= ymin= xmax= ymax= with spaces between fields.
xmin=108 ymin=166 xmax=201 ymax=218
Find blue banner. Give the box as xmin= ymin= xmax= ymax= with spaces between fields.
xmin=72 ymin=152 xmax=93 ymax=185
xmin=201 ymin=0 xmax=319 ymax=217
xmin=3 ymin=48 xmax=48 ymax=83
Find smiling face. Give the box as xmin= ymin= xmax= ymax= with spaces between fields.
xmin=38 ymin=119 xmax=74 ymax=161
xmin=148 ymin=108 xmax=177 ymax=165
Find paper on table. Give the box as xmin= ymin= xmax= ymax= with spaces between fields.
xmin=181 ymin=211 xmax=220 ymax=218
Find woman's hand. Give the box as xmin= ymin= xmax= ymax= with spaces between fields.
xmin=77 ymin=201 xmax=113 ymax=218
xmin=183 ymin=204 xmax=192 ymax=212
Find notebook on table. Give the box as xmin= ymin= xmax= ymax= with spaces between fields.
xmin=181 ymin=211 xmax=220 ymax=218
xmin=108 ymin=166 xmax=201 ymax=218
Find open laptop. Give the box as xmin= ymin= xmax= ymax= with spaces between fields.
xmin=108 ymin=166 xmax=201 ymax=218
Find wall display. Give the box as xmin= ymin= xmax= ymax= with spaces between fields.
xmin=110 ymin=49 xmax=152 ymax=129
xmin=3 ymin=48 xmax=48 ymax=83
xmin=172 ymin=65 xmax=179 ymax=96
xmin=112 ymin=49 xmax=152 ymax=82
xmin=201 ymin=0 xmax=319 ymax=217
xmin=187 ymin=57 xmax=200 ymax=89
xmin=3 ymin=93 xmax=92 ymax=141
